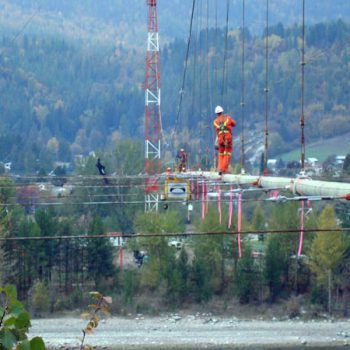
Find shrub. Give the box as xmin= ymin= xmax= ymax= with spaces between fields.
xmin=28 ymin=281 xmax=49 ymax=316
xmin=0 ymin=285 xmax=45 ymax=350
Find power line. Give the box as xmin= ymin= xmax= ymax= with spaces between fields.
xmin=1 ymin=227 xmax=349 ymax=242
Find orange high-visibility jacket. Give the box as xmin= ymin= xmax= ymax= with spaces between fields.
xmin=213 ymin=114 xmax=236 ymax=137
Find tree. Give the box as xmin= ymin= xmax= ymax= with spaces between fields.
xmin=343 ymin=154 xmax=350 ymax=175
xmin=266 ymin=202 xmax=301 ymax=295
xmin=234 ymin=243 xmax=261 ymax=303
xmin=132 ymin=210 xmax=184 ymax=292
xmin=264 ymin=233 xmax=285 ymax=301
xmin=162 ymin=247 xmax=190 ymax=307
xmin=86 ymin=216 xmax=115 ymax=290
xmin=308 ymin=204 xmax=346 ymax=314
xmin=191 ymin=208 xmax=236 ymax=300
xmin=252 ymin=204 xmax=266 ymax=241
xmin=35 ymin=209 xmax=59 ymax=283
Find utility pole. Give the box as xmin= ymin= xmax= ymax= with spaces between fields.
xmin=144 ymin=0 xmax=162 ymax=211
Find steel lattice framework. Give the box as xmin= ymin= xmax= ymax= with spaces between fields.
xmin=144 ymin=0 xmax=162 ymax=211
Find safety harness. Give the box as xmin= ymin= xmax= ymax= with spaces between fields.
xmin=214 ymin=116 xmax=230 ymax=134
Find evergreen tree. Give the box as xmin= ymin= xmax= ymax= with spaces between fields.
xmin=252 ymin=204 xmax=266 ymax=241
xmin=308 ymin=205 xmax=346 ymax=313
xmin=234 ymin=243 xmax=261 ymax=303
xmin=264 ymin=234 xmax=285 ymax=301
xmin=86 ymin=216 xmax=115 ymax=289
xmin=132 ymin=211 xmax=184 ymax=291
xmin=343 ymin=154 xmax=350 ymax=175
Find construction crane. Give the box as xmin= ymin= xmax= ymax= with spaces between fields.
xmin=144 ymin=0 xmax=162 ymax=211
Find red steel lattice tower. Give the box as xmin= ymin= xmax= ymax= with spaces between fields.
xmin=144 ymin=0 xmax=162 ymax=211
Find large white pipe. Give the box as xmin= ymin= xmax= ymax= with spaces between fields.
xmin=182 ymin=171 xmax=350 ymax=199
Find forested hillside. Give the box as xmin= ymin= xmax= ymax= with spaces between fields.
xmin=0 ymin=19 xmax=349 ymax=173
xmin=1 ymin=0 xmax=350 ymax=43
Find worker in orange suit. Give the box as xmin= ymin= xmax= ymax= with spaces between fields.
xmin=176 ymin=148 xmax=188 ymax=172
xmin=213 ymin=106 xmax=236 ymax=175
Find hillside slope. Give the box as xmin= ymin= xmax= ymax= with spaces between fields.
xmin=0 ymin=2 xmax=349 ymax=173
xmin=1 ymin=0 xmax=349 ymax=43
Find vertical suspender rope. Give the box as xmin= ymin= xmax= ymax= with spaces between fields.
xmin=240 ymin=0 xmax=246 ymax=174
xmin=206 ymin=0 xmax=215 ymax=166
xmin=263 ymin=0 xmax=270 ymax=175
xmin=191 ymin=32 xmax=197 ymax=119
xmin=191 ymin=2 xmax=199 ymax=121
xmin=221 ymin=0 xmax=230 ymax=101
xmin=214 ymin=0 xmax=218 ymax=93
xmin=213 ymin=0 xmax=219 ymax=170
xmin=174 ymin=0 xmax=196 ymax=139
xmin=198 ymin=0 xmax=203 ymax=159
xmin=300 ymin=0 xmax=306 ymax=172
xmin=298 ymin=200 xmax=305 ymax=257
xmin=206 ymin=0 xmax=210 ymax=111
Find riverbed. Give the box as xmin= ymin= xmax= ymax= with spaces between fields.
xmin=29 ymin=314 xmax=350 ymax=349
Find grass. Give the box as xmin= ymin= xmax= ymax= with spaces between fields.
xmin=278 ymin=135 xmax=350 ymax=162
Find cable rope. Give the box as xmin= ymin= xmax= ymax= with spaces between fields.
xmin=206 ymin=0 xmax=215 ymax=169
xmin=1 ymin=228 xmax=349 ymax=242
xmin=5 ymin=7 xmax=40 ymax=48
xmin=190 ymin=7 xmax=198 ymax=123
xmin=173 ymin=0 xmax=196 ymax=138
xmin=214 ymin=0 xmax=218 ymax=94
xmin=198 ymin=0 xmax=204 ymax=159
xmin=263 ymin=0 xmax=270 ymax=175
xmin=300 ymin=0 xmax=306 ymax=171
xmin=240 ymin=0 xmax=246 ymax=173
xmin=4 ymin=193 xmax=348 ymax=207
xmin=221 ymin=0 xmax=230 ymax=101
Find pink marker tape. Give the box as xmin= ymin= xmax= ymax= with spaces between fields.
xmin=297 ymin=200 xmax=305 ymax=257
xmin=237 ymin=192 xmax=242 ymax=258
xmin=218 ymin=184 xmax=222 ymax=224
xmin=205 ymin=181 xmax=209 ymax=214
xmin=201 ymin=180 xmax=205 ymax=221
xmin=228 ymin=185 xmax=233 ymax=228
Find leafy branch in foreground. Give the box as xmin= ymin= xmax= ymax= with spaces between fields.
xmin=80 ymin=291 xmax=112 ymax=350
xmin=0 ymin=285 xmax=45 ymax=350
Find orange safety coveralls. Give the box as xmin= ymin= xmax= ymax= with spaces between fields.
xmin=213 ymin=114 xmax=236 ymax=173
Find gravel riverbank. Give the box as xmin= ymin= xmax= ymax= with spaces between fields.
xmin=29 ymin=314 xmax=350 ymax=349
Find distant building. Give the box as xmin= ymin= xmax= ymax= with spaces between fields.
xmin=335 ymin=155 xmax=346 ymax=165
xmin=267 ymin=159 xmax=277 ymax=172
xmin=306 ymin=157 xmax=319 ymax=166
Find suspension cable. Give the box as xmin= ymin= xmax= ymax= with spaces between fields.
xmin=199 ymin=0 xmax=204 ymax=158
xmin=191 ymin=3 xmax=198 ymax=121
xmin=214 ymin=0 xmax=218 ymax=93
xmin=240 ymin=0 xmax=246 ymax=173
xmin=174 ymin=0 xmax=196 ymax=137
xmin=263 ymin=0 xmax=270 ymax=175
xmin=221 ymin=0 xmax=230 ymax=100
xmin=300 ymin=0 xmax=306 ymax=171
xmin=206 ymin=0 xmax=214 ymax=169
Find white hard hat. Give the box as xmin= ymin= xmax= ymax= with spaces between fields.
xmin=215 ymin=105 xmax=224 ymax=114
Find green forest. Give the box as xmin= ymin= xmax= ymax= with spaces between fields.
xmin=0 ymin=156 xmax=349 ymax=316
xmin=0 ymin=19 xmax=349 ymax=173
xmin=0 ymin=1 xmax=349 ymax=319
